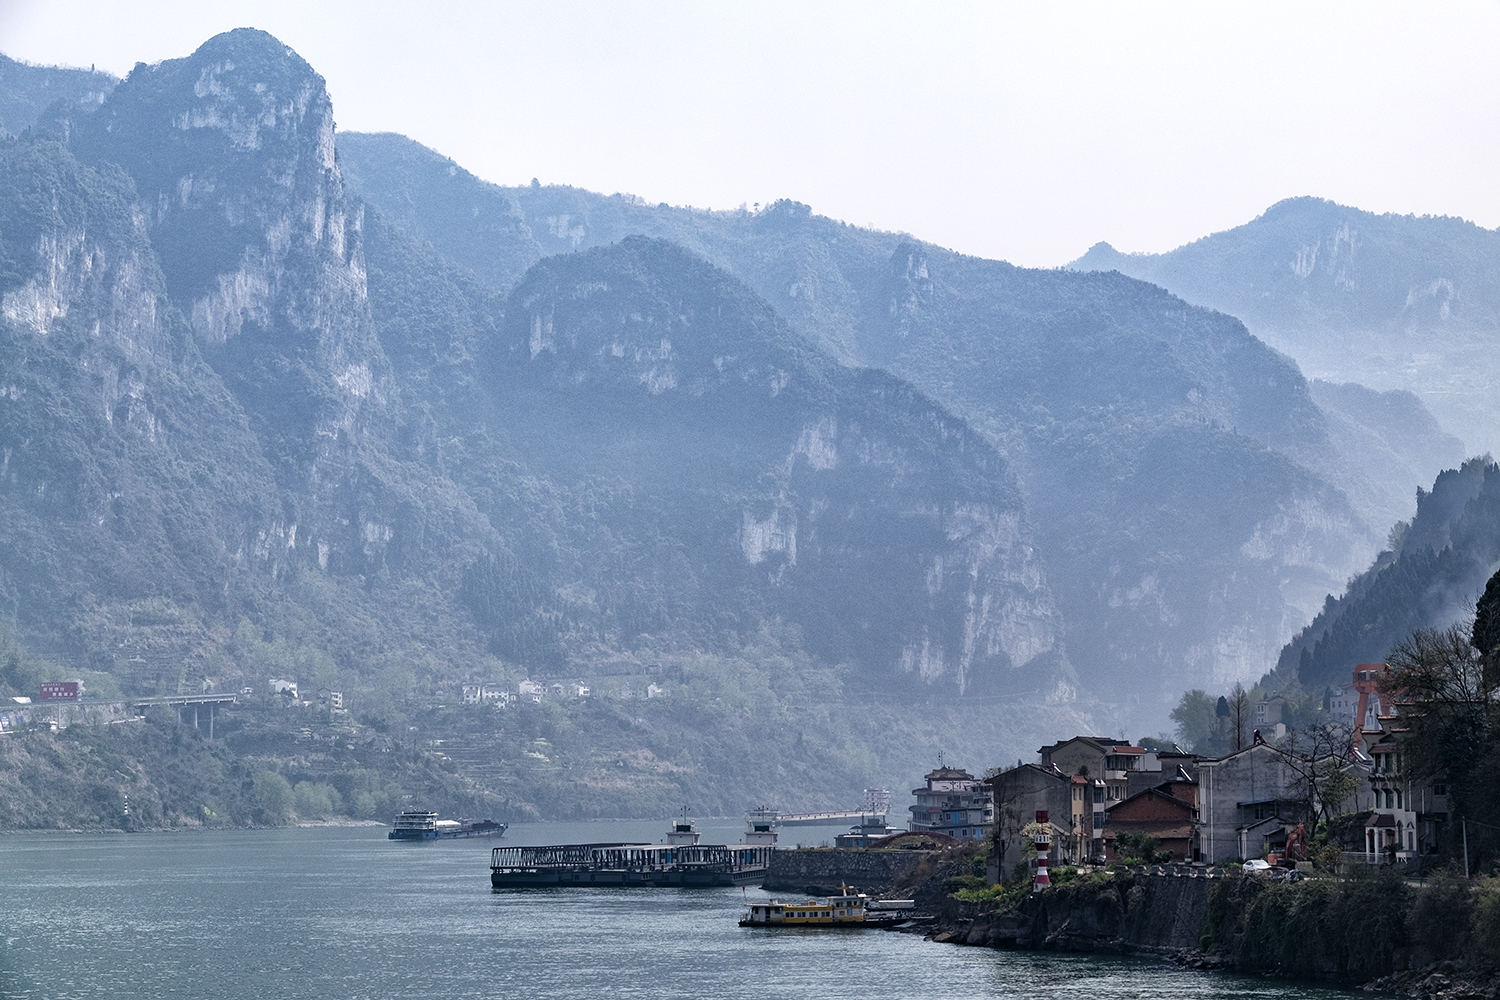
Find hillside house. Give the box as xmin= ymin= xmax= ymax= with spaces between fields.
xmin=986 ymin=764 xmax=1075 ymax=874
xmin=1254 ymin=696 xmax=1285 ymax=728
xmin=1196 ymin=741 xmax=1361 ymax=861
xmin=1328 ymin=685 xmax=1358 ymax=727
xmin=908 ymin=765 xmax=993 ymax=842
xmin=1037 ymin=736 xmax=1151 ymax=808
xmin=1104 ymin=780 xmax=1199 ymax=861
xmin=1359 ymin=701 xmax=1451 ymax=861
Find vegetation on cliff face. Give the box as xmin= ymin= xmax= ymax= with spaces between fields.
xmin=0 ymin=52 xmax=115 ymax=138
xmin=1277 ymin=458 xmax=1500 ymax=693
xmin=337 ymin=129 xmax=1422 ymax=709
xmin=0 ymin=708 xmax=497 ymax=830
xmin=1207 ymin=870 xmax=1500 ymax=982
xmin=0 ymin=28 xmax=1116 ymax=829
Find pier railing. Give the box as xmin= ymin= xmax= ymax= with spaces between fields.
xmin=491 ymin=842 xmax=772 ymax=873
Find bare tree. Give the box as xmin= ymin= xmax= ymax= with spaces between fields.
xmin=1229 ymin=682 xmax=1250 ymax=752
xmin=1265 ymin=722 xmax=1361 ymax=826
xmin=1387 ymin=623 xmax=1492 ymax=711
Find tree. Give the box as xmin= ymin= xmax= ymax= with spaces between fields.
xmin=1170 ymin=689 xmax=1221 ymax=754
xmin=251 ymin=770 xmax=294 ymax=825
xmin=1114 ymin=831 xmax=1171 ymax=864
xmin=1389 ymin=623 xmax=1491 ymax=710
xmin=1267 ymin=722 xmax=1360 ymax=826
xmin=1472 ymin=568 xmax=1500 ymax=657
xmin=1385 ymin=616 xmax=1500 ymax=870
xmin=1472 ymin=568 xmax=1500 ymax=695
xmin=1229 ymin=682 xmax=1250 ymax=752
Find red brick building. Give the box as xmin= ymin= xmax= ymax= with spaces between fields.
xmin=1102 ymin=780 xmax=1198 ymax=862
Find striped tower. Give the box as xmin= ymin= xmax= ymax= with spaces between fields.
xmin=1033 ymin=810 xmax=1051 ymax=893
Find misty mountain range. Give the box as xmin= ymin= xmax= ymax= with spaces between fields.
xmin=1070 ymin=197 xmax=1500 ymax=456
xmin=0 ymin=29 xmax=1489 ymax=753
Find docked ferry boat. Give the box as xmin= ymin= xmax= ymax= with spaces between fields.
xmin=740 ymin=886 xmax=917 ymax=928
xmin=489 ymin=814 xmax=772 ymax=887
xmin=388 ymin=811 xmax=508 ymax=841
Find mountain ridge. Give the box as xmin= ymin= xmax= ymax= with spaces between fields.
xmin=1068 ymin=195 xmax=1500 ymax=454
xmin=337 ymin=131 xmax=1411 ymax=713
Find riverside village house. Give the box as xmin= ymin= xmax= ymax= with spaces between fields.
xmin=907 ymin=764 xmax=993 ymax=842
xmin=979 ymin=661 xmax=1433 ymax=881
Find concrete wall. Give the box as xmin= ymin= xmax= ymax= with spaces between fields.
xmin=762 ymin=849 xmax=927 ymax=894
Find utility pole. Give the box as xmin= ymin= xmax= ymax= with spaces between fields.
xmin=1463 ymin=816 xmax=1470 ymax=880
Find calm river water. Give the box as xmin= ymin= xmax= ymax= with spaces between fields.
xmin=0 ymin=821 xmax=1352 ymax=1000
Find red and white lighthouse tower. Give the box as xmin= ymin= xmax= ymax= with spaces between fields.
xmin=1033 ymin=810 xmax=1051 ymax=893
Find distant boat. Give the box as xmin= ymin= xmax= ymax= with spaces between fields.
xmin=388 ymin=810 xmax=508 ymax=841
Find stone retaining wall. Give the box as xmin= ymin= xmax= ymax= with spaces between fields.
xmin=763 ymin=849 xmax=928 ymax=894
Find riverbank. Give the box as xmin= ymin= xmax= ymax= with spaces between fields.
xmin=906 ymin=855 xmax=1500 ymax=996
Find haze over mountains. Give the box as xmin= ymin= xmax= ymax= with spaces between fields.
xmin=1070 ymin=197 xmax=1500 ymax=456
xmin=337 ymin=131 xmax=1469 ymax=706
xmin=0 ymin=28 xmax=1488 ymax=809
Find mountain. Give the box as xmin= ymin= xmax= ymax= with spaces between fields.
xmin=338 ymin=133 xmax=1383 ymax=712
xmin=1068 ymin=197 xmax=1500 ymax=455
xmin=0 ymin=21 xmax=1081 ymax=820
xmin=1307 ymin=379 xmax=1466 ymax=520
xmin=1276 ymin=457 xmax=1500 ymax=693
xmin=0 ymin=53 xmax=115 ymax=137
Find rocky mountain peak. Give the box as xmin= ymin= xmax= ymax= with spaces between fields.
xmin=72 ymin=30 xmax=388 ymax=450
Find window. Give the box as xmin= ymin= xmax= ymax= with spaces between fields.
xmin=1395 ymin=790 xmax=1403 ymax=809
xmin=1433 ymin=782 xmax=1447 ymax=797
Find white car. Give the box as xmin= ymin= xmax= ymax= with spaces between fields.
xmin=1242 ymin=859 xmax=1272 ymax=872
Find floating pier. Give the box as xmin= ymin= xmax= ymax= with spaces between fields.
xmin=490 ymin=842 xmax=772 ymax=887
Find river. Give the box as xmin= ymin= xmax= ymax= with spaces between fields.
xmin=0 ymin=821 xmax=1352 ymax=999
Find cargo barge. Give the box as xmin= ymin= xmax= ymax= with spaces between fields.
xmin=489 ymin=814 xmax=773 ymax=887
xmin=389 ymin=810 xmax=508 ymax=841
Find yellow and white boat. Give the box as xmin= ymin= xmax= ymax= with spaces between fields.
xmin=740 ymin=886 xmax=915 ymax=927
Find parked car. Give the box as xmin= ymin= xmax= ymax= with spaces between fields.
xmin=1242 ymin=859 xmax=1272 ymax=872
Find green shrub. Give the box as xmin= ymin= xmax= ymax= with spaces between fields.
xmin=251 ymin=771 xmax=294 ymax=825
xmin=1475 ymin=875 xmax=1500 ymax=965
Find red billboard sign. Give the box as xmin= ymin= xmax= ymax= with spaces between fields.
xmin=38 ymin=681 xmax=80 ymax=702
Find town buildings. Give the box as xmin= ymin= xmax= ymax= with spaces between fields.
xmin=907 ymin=765 xmax=993 ymax=842
xmin=985 ymin=763 xmax=1074 ymax=873
xmin=1103 ymin=779 xmax=1198 ymax=861
xmin=938 ymin=662 xmax=1465 ymax=878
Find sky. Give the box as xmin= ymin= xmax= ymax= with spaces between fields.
xmin=2 ymin=0 xmax=1497 ymax=268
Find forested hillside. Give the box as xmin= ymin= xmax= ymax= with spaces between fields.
xmin=339 ymin=132 xmax=1394 ymax=709
xmin=0 ymin=29 xmax=1098 ymax=821
xmin=0 ymin=52 xmax=114 ymax=137
xmin=1069 ymin=196 xmax=1500 ymax=454
xmin=1278 ymin=458 xmax=1500 ymax=692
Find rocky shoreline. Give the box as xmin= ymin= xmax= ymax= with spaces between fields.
xmin=879 ymin=858 xmax=1499 ymax=999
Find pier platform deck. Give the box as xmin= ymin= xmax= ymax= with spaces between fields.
xmin=490 ymin=842 xmax=771 ymax=888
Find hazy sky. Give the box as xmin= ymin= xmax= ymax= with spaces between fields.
xmin=2 ymin=0 xmax=1497 ymax=267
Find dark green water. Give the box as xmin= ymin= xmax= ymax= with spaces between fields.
xmin=0 ymin=823 xmax=1352 ymax=999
